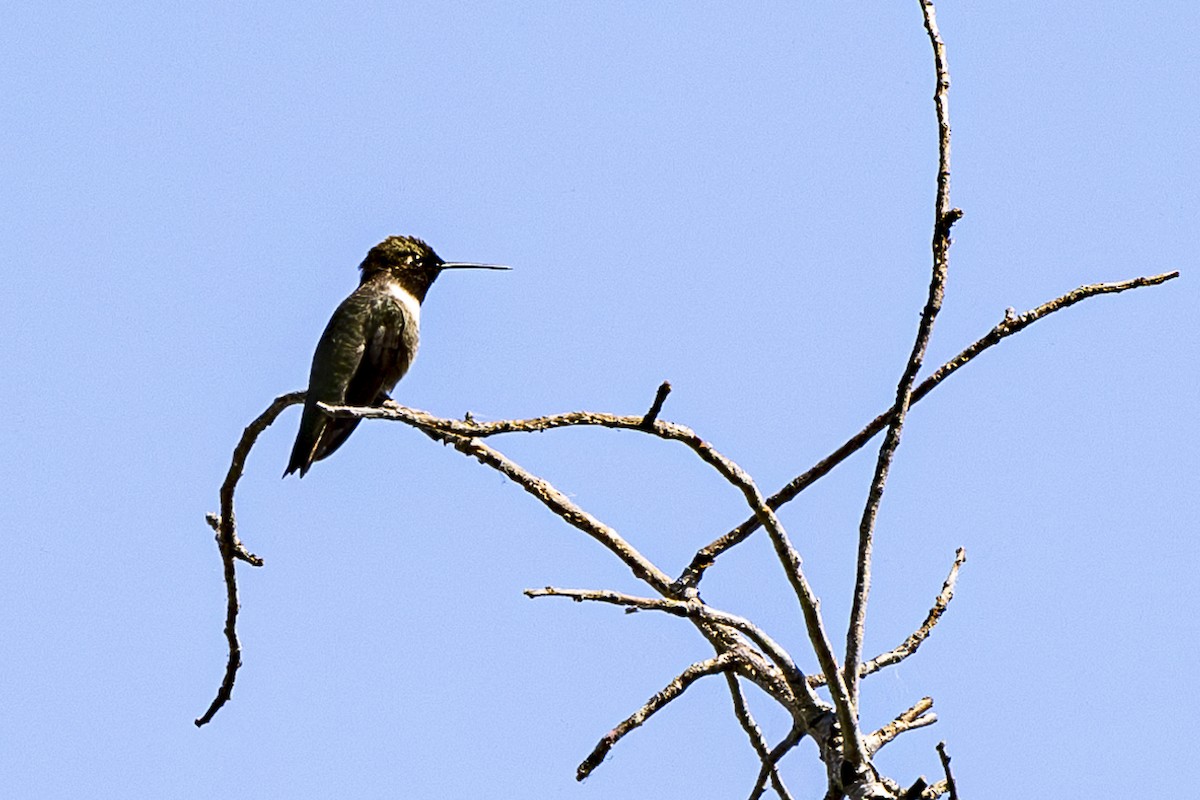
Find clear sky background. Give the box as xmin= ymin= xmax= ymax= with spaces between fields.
xmin=2 ymin=2 xmax=1196 ymax=798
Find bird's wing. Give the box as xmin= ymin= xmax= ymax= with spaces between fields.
xmin=308 ymin=319 xmax=406 ymax=464
xmin=311 ymin=296 xmax=412 ymax=462
xmin=284 ymin=291 xmax=372 ymax=477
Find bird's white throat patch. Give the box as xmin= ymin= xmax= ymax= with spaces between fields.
xmin=385 ymin=281 xmax=421 ymax=322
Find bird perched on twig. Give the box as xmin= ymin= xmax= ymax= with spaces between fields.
xmin=284 ymin=235 xmax=509 ymax=477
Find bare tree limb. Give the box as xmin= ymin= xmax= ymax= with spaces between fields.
xmin=864 ymin=697 xmax=938 ymax=755
xmin=676 ymin=268 xmax=1177 ymax=590
xmin=576 ymin=651 xmax=740 ymax=781
xmin=195 ymin=390 xmax=304 ymax=727
xmin=810 ymin=548 xmax=966 ymax=689
xmin=844 ymin=0 xmax=959 ymax=713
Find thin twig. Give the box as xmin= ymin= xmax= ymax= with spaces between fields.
xmin=726 ymin=674 xmax=796 ymax=800
xmin=864 ymin=697 xmax=938 ymax=755
xmin=936 ymin=741 xmax=959 ymax=800
xmin=195 ymin=390 xmax=304 ymax=727
xmin=641 ymin=380 xmax=672 ymax=429
xmin=844 ymin=0 xmax=959 ymax=713
xmin=576 ymin=651 xmax=739 ymax=781
xmin=810 ymin=548 xmax=966 ymax=688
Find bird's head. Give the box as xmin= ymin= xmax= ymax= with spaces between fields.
xmin=359 ymin=235 xmax=508 ymax=301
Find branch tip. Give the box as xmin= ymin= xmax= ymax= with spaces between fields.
xmin=640 ymin=380 xmax=673 ymax=429
xmin=936 ymin=741 xmax=959 ymax=800
xmin=575 ymin=652 xmax=738 ymax=781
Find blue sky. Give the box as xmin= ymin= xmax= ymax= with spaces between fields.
xmin=2 ymin=2 xmax=1196 ymax=798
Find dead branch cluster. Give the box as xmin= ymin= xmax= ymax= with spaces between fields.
xmin=195 ymin=2 xmax=1177 ymax=797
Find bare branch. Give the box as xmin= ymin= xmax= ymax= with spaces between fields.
xmin=936 ymin=741 xmax=960 ymax=800
xmin=810 ymin=548 xmax=966 ymax=689
xmin=576 ymin=651 xmax=740 ymax=781
xmin=324 ymin=400 xmax=865 ymax=760
xmin=844 ymin=0 xmax=958 ymax=712
xmin=859 ymin=547 xmax=964 ymax=680
xmin=322 ymin=403 xmax=652 ymax=435
xmin=726 ymin=674 xmax=796 ymax=800
xmin=864 ymin=697 xmax=938 ymax=755
xmin=195 ymin=390 xmax=304 ymax=727
xmin=677 ymin=268 xmax=1177 ymax=589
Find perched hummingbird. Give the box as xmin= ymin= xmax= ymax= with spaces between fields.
xmin=284 ymin=235 xmax=509 ymax=478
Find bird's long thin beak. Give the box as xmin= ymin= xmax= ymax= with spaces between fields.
xmin=439 ymin=262 xmax=511 ymax=271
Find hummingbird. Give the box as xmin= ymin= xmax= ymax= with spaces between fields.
xmin=284 ymin=235 xmax=509 ymax=478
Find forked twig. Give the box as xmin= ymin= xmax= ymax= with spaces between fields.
xmin=865 ymin=697 xmax=937 ymax=754
xmin=195 ymin=390 xmax=304 ymax=727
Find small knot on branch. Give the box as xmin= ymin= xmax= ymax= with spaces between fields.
xmin=935 ymin=207 xmax=964 ymax=239
xmin=204 ymin=513 xmax=264 ymax=566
